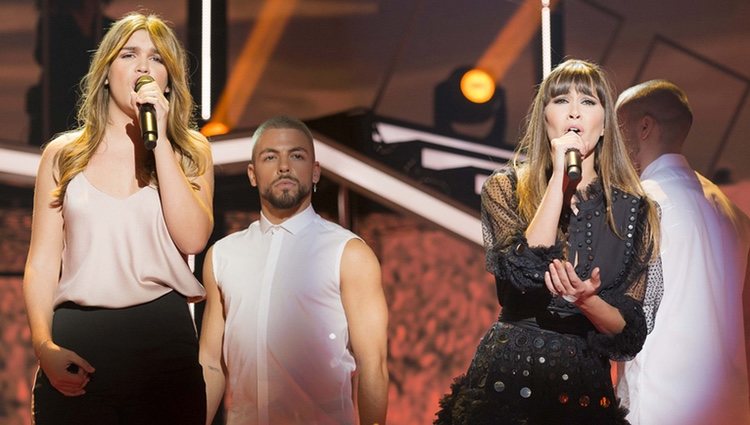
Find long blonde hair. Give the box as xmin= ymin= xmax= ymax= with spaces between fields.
xmin=50 ymin=12 xmax=210 ymax=206
xmin=514 ymin=59 xmax=659 ymax=248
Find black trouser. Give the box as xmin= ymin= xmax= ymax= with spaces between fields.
xmin=32 ymin=291 xmax=206 ymax=425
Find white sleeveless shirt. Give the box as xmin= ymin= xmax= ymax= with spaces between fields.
xmin=53 ymin=173 xmax=205 ymax=308
xmin=212 ymin=205 xmax=358 ymax=425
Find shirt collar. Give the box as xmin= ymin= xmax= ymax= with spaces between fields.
xmin=259 ymin=204 xmax=316 ymax=235
xmin=641 ymin=153 xmax=690 ymax=180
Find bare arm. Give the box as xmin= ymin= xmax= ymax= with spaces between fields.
xmin=525 ymin=131 xmax=585 ymax=247
xmin=152 ymin=132 xmax=215 ymax=254
xmin=131 ymin=81 xmax=214 ymax=254
xmin=23 ymin=136 xmax=95 ymax=396
xmin=525 ymin=172 xmax=565 ymax=246
xmin=198 ymin=246 xmax=226 ymax=425
xmin=340 ymin=239 xmax=388 ymax=425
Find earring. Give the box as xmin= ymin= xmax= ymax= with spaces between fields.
xmin=104 ymin=79 xmax=109 ymax=87
xmin=313 ymin=183 xmax=317 ymax=193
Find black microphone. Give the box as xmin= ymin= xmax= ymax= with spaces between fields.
xmin=565 ymin=148 xmax=582 ymax=181
xmin=134 ymin=75 xmax=158 ymax=150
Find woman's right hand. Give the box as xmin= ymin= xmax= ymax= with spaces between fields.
xmin=38 ymin=340 xmax=95 ymax=396
xmin=549 ymin=130 xmax=585 ymax=177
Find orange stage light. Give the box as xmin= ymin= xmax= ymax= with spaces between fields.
xmin=201 ymin=121 xmax=230 ymax=138
xmin=460 ymin=69 xmax=496 ymax=104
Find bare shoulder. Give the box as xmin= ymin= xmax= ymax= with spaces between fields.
xmin=45 ymin=130 xmax=82 ymax=151
xmin=38 ymin=131 xmax=82 ymax=171
xmin=343 ymin=238 xmax=377 ymax=263
xmin=341 ymin=238 xmax=381 ymax=283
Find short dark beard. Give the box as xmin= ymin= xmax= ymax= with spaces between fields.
xmin=262 ymin=177 xmax=311 ymax=210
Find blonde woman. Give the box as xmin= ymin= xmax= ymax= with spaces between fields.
xmin=23 ymin=12 xmax=213 ymax=424
xmin=435 ymin=59 xmax=661 ymax=424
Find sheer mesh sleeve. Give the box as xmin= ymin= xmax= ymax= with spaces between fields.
xmin=481 ymin=169 xmax=564 ymax=293
xmin=641 ymin=257 xmax=663 ymax=333
xmin=589 ymin=198 xmax=661 ymax=361
xmin=619 ymin=201 xmax=663 ymax=334
xmin=637 ymin=202 xmax=663 ymax=334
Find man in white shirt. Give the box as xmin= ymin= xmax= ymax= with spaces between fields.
xmin=615 ymin=79 xmax=750 ymax=424
xmin=199 ymin=116 xmax=389 ymax=425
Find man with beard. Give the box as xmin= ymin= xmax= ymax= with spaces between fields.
xmin=199 ymin=116 xmax=389 ymax=425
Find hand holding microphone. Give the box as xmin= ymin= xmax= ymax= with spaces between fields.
xmin=134 ymin=75 xmax=158 ymax=150
xmin=555 ymin=129 xmax=582 ymax=181
xmin=565 ymin=148 xmax=582 ymax=181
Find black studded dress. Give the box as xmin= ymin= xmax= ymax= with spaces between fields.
xmin=435 ymin=167 xmax=661 ymax=425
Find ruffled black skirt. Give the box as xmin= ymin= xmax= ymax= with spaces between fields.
xmin=435 ymin=321 xmax=630 ymax=425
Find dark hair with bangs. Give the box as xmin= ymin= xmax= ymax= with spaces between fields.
xmin=511 ymin=59 xmax=658 ymax=249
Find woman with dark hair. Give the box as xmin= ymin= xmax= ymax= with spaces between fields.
xmin=23 ymin=12 xmax=213 ymax=424
xmin=435 ymin=59 xmax=661 ymax=425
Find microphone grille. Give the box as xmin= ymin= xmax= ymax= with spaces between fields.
xmin=134 ymin=75 xmax=155 ymax=92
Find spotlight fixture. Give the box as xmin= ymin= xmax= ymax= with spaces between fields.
xmin=434 ymin=66 xmax=507 ymax=145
